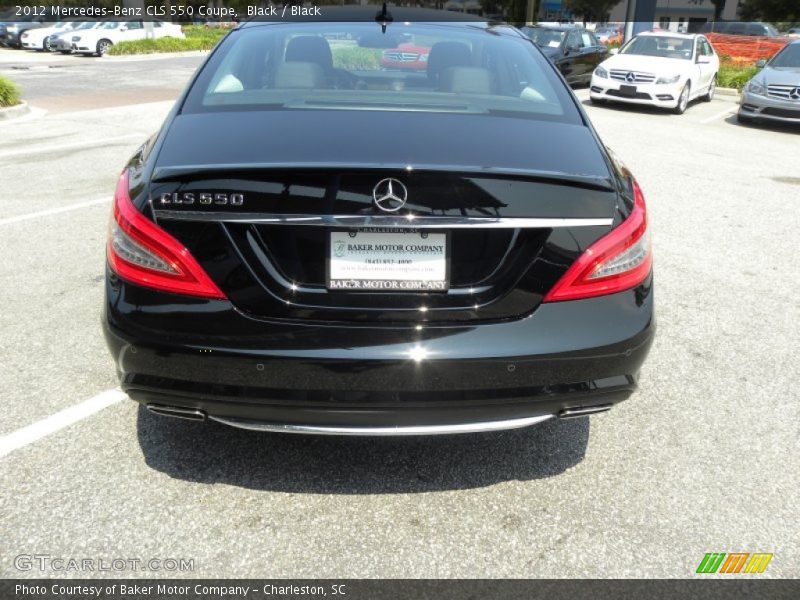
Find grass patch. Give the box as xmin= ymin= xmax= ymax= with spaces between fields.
xmin=717 ymin=58 xmax=759 ymax=91
xmin=332 ymin=46 xmax=383 ymax=70
xmin=108 ymin=26 xmax=226 ymax=55
xmin=0 ymin=74 xmax=21 ymax=108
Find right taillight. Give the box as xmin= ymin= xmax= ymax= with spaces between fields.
xmin=107 ymin=170 xmax=227 ymax=300
xmin=543 ymin=179 xmax=652 ymax=302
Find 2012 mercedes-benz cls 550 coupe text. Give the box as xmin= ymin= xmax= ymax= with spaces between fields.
xmin=103 ymin=10 xmax=655 ymax=436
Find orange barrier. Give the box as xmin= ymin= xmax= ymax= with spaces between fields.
xmin=706 ymin=33 xmax=790 ymax=62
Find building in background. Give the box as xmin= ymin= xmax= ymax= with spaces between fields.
xmin=608 ymin=0 xmax=742 ymax=33
xmin=533 ymin=1 xmax=742 ymax=32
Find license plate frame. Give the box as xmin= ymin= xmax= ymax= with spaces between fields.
xmin=327 ymin=229 xmax=450 ymax=292
xmin=619 ymin=84 xmax=638 ymax=96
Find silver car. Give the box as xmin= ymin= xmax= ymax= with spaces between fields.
xmin=48 ymin=20 xmax=99 ymax=54
xmin=739 ymin=40 xmax=800 ymax=125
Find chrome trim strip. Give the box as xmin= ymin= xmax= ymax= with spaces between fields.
xmin=150 ymin=164 xmax=616 ymax=191
xmin=147 ymin=405 xmax=207 ymax=421
xmin=152 ymin=212 xmax=613 ymax=229
xmin=558 ymin=405 xmax=612 ymax=419
xmin=208 ymin=414 xmax=554 ymax=436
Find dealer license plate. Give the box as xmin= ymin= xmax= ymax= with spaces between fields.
xmin=328 ymin=230 xmax=449 ymax=292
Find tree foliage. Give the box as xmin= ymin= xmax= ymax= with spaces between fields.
xmin=710 ymin=0 xmax=726 ymax=20
xmin=563 ymin=0 xmax=619 ymax=22
xmin=739 ymin=0 xmax=799 ymax=22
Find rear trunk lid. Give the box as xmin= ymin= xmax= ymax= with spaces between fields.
xmin=148 ymin=111 xmax=619 ymax=324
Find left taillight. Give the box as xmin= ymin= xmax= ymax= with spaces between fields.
xmin=106 ymin=170 xmax=227 ymax=299
xmin=543 ymin=179 xmax=652 ymax=303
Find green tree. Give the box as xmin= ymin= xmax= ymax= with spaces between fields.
xmin=739 ymin=0 xmax=799 ymax=22
xmin=563 ymin=0 xmax=618 ymax=23
xmin=710 ymin=0 xmax=726 ymax=21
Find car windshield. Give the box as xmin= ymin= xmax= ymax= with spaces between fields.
xmin=770 ymin=44 xmax=800 ymax=67
xmin=183 ymin=22 xmax=581 ymax=123
xmin=621 ymin=36 xmax=694 ymax=60
xmin=76 ymin=21 xmax=97 ymax=30
xmin=101 ymin=22 xmax=121 ymax=30
xmin=524 ymin=27 xmax=566 ymax=48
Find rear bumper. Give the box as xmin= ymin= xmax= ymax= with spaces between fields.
xmin=104 ymin=275 xmax=654 ymax=434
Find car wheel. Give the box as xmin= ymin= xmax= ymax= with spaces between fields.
xmin=702 ymin=76 xmax=716 ymax=102
xmin=96 ymin=39 xmax=112 ymax=57
xmin=673 ymin=83 xmax=690 ymax=115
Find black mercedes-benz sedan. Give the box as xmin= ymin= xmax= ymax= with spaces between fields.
xmin=519 ymin=25 xmax=609 ymax=86
xmin=103 ymin=9 xmax=654 ymax=435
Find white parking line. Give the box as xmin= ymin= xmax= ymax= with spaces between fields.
xmin=0 ymin=197 xmax=110 ymax=226
xmin=699 ymin=106 xmax=737 ymax=124
xmin=0 ymin=133 xmax=143 ymax=159
xmin=0 ymin=389 xmax=127 ymax=458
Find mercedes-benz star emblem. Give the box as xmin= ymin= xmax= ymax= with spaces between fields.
xmin=626 ymin=72 xmax=636 ymax=83
xmin=373 ymin=178 xmax=408 ymax=213
xmin=790 ymin=87 xmax=800 ymax=101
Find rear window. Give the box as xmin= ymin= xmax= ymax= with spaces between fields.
xmin=182 ymin=22 xmax=581 ymax=124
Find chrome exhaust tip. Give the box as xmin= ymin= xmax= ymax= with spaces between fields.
xmin=146 ymin=404 xmax=207 ymax=422
xmin=558 ymin=404 xmax=613 ymax=419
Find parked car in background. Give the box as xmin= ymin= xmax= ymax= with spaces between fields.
xmin=738 ymin=40 xmax=800 ymax=125
xmin=71 ymin=19 xmax=185 ymax=56
xmin=590 ymin=32 xmax=719 ymax=114
xmin=537 ymin=21 xmax=580 ymax=29
xmin=380 ymin=43 xmax=431 ymax=71
xmin=594 ymin=26 xmax=623 ymax=44
xmin=20 ymin=20 xmax=81 ymax=51
xmin=49 ymin=21 xmax=100 ymax=53
xmin=0 ymin=16 xmax=48 ymax=48
xmin=701 ymin=21 xmax=781 ymax=37
xmin=520 ymin=25 xmax=608 ymax=85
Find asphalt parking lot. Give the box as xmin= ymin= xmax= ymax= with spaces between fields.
xmin=1 ymin=52 xmax=798 ymax=579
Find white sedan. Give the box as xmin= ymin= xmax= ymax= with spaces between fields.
xmin=589 ymin=32 xmax=719 ymax=114
xmin=20 ymin=21 xmax=82 ymax=51
xmin=71 ymin=20 xmax=185 ymax=56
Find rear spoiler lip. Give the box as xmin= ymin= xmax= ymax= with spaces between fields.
xmin=151 ymin=162 xmax=617 ymax=192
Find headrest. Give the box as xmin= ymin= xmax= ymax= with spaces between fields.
xmin=439 ymin=67 xmax=493 ymax=95
xmin=427 ymin=41 xmax=471 ymax=82
xmin=274 ymin=62 xmax=325 ymax=89
xmin=286 ymin=36 xmax=333 ymax=72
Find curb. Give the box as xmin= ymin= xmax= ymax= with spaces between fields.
xmin=716 ymin=87 xmax=740 ymax=97
xmin=0 ymin=100 xmax=30 ymax=121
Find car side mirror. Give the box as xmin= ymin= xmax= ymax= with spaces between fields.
xmin=119 ymin=26 xmax=127 ymax=32
xmin=755 ymin=59 xmax=767 ymax=68
xmin=697 ymin=55 xmax=711 ymax=64
xmin=566 ymin=45 xmax=579 ymax=54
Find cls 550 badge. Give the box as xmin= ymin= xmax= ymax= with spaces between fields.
xmin=159 ymin=192 xmax=244 ymax=206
